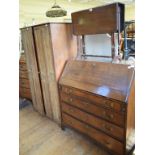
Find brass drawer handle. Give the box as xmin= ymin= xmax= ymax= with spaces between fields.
xmin=109 ymin=102 xmax=114 ymax=108
xmin=103 ymin=124 xmax=113 ymax=131
xmin=105 ymin=101 xmax=114 ymax=108
xmin=102 ymin=111 xmax=114 ymax=120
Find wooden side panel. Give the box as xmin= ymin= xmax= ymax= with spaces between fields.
xmin=50 ymin=23 xmax=77 ymax=82
xmin=21 ymin=28 xmax=45 ymax=115
xmin=126 ymin=76 xmax=135 ymax=153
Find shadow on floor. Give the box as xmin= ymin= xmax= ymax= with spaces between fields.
xmin=19 ymin=98 xmax=32 ymax=110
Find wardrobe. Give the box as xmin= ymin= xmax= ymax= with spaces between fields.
xmin=21 ymin=23 xmax=77 ymax=124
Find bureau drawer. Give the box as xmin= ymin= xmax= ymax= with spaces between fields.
xmin=61 ymin=85 xmax=125 ymax=113
xmin=19 ymin=70 xmax=29 ymax=79
xmin=61 ymin=92 xmax=125 ymax=127
xmin=19 ymin=78 xmax=30 ymax=88
xmin=62 ymin=113 xmax=124 ymax=155
xmin=62 ymin=102 xmax=124 ymax=141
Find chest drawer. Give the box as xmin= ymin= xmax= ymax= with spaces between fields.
xmin=60 ymin=92 xmax=125 ymax=127
xmin=62 ymin=102 xmax=124 ymax=141
xmin=19 ymin=87 xmax=31 ymax=100
xmin=61 ymin=85 xmax=125 ymax=113
xmin=19 ymin=70 xmax=29 ymax=79
xmin=19 ymin=63 xmax=27 ymax=71
xmin=62 ymin=113 xmax=124 ymax=155
xmin=19 ymin=78 xmax=30 ymax=88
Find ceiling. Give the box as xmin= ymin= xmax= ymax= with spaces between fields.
xmin=19 ymin=0 xmax=135 ymax=28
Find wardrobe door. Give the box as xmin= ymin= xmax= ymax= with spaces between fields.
xmin=21 ymin=27 xmax=45 ymax=115
xmin=33 ymin=24 xmax=60 ymax=122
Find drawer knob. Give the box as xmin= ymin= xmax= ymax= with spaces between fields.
xmin=104 ymin=124 xmax=113 ymax=131
xmin=105 ymin=101 xmax=114 ymax=108
xmin=103 ymin=111 xmax=114 ymax=120
xmin=110 ymin=102 xmax=114 ymax=108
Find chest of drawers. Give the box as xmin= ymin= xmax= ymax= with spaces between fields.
xmin=59 ymin=60 xmax=135 ymax=155
xmin=19 ymin=53 xmax=31 ymax=100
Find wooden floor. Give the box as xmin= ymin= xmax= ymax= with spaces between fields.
xmin=19 ymin=104 xmax=110 ymax=155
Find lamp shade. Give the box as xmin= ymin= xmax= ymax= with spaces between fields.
xmin=46 ymin=3 xmax=67 ymax=17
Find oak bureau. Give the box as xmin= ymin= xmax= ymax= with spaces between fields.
xmin=59 ymin=60 xmax=135 ymax=155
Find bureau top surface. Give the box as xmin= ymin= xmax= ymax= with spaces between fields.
xmin=59 ymin=60 xmax=134 ymax=102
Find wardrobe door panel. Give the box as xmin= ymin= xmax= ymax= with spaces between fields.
xmin=34 ymin=24 xmax=59 ymax=120
xmin=21 ymin=28 xmax=45 ymax=115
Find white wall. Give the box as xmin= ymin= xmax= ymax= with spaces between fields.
xmin=19 ymin=0 xmax=135 ymax=28
xmin=85 ymin=34 xmax=112 ymax=56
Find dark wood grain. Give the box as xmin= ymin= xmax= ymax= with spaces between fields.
xmin=59 ymin=60 xmax=134 ymax=102
xmin=59 ymin=60 xmax=135 ymax=155
xmin=60 ymin=92 xmax=125 ymax=127
xmin=19 ymin=53 xmax=31 ymax=100
xmin=62 ymin=102 xmax=124 ymax=141
xmin=71 ymin=3 xmax=124 ymax=35
xmin=63 ymin=113 xmax=124 ymax=155
xmin=61 ymin=86 xmax=126 ymax=113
